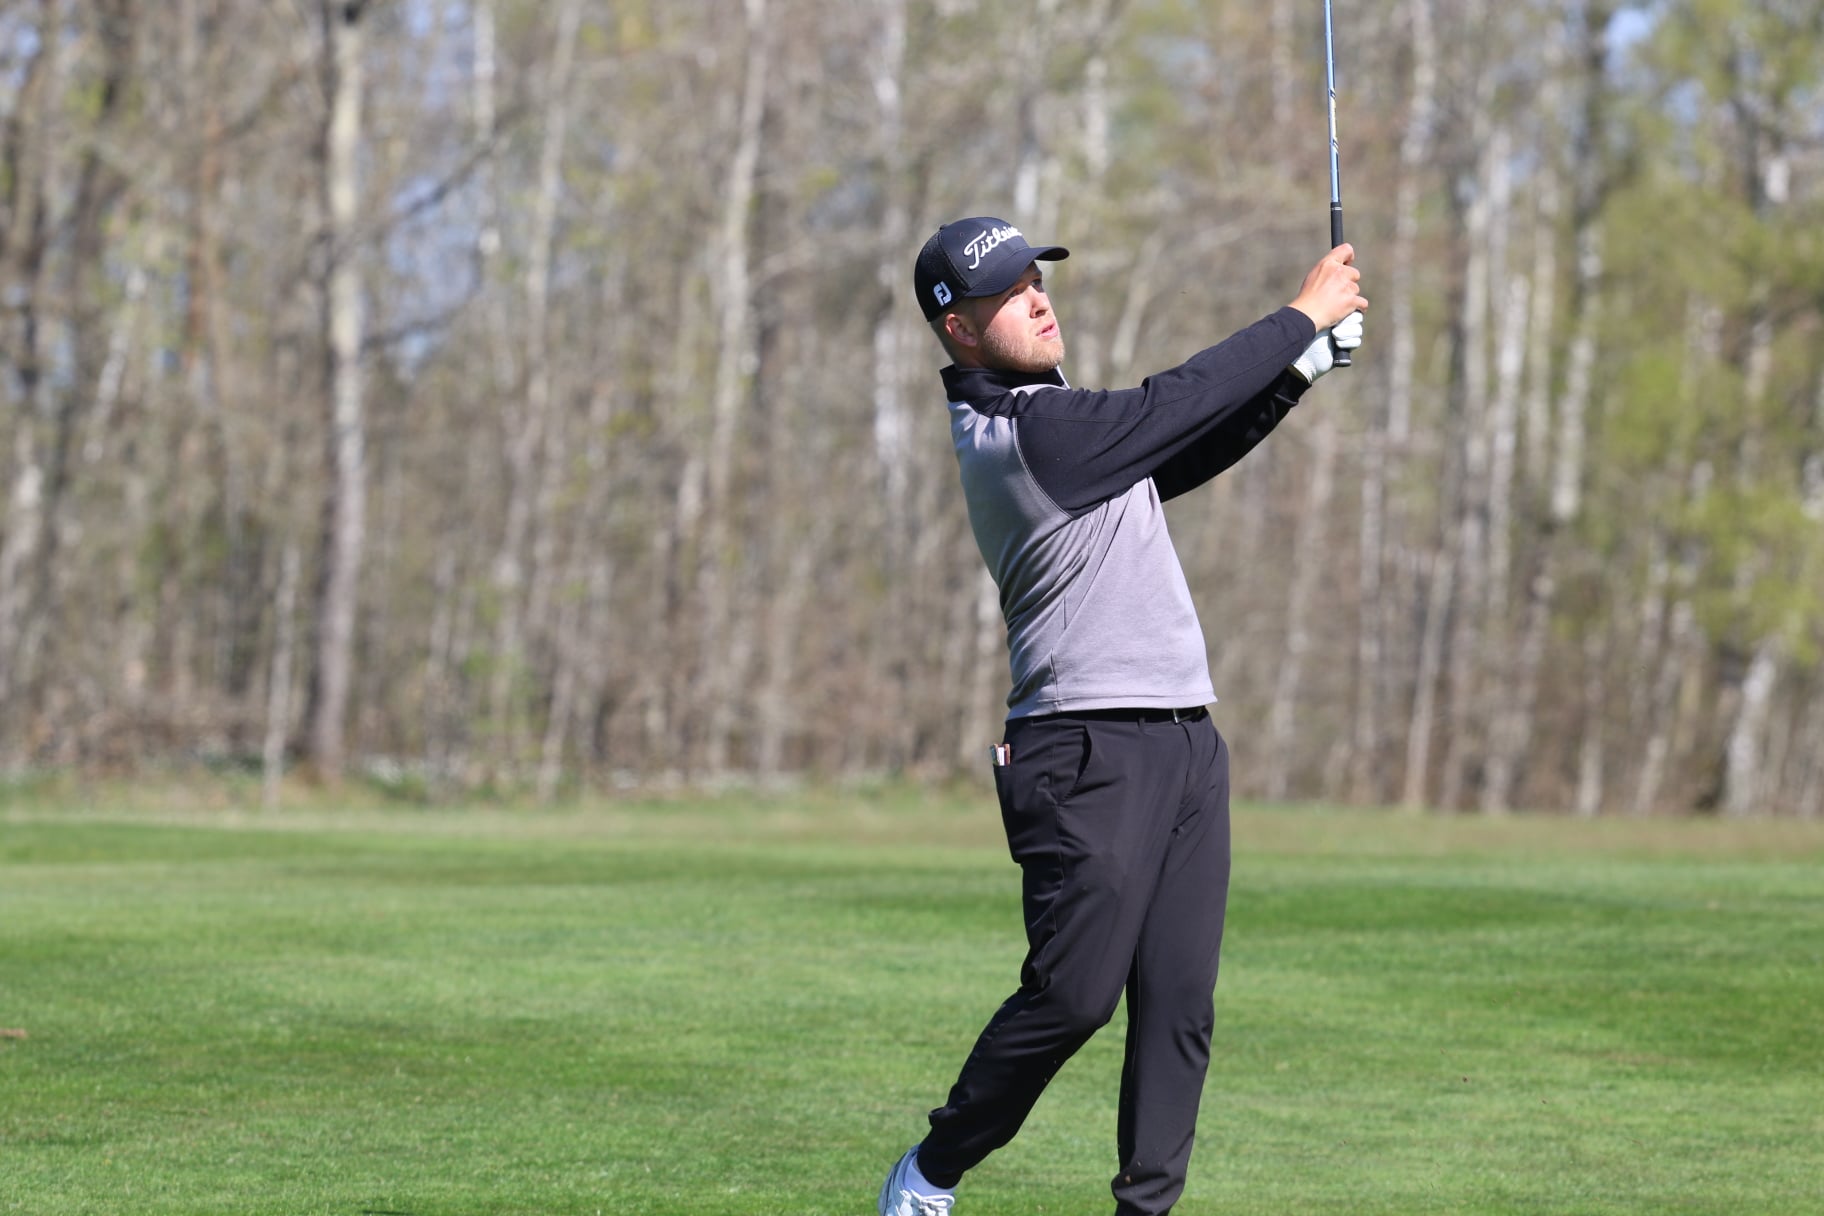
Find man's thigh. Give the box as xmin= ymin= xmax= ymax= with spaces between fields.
xmin=996 ymin=715 xmax=1188 ymax=990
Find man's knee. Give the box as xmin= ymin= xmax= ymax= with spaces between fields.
xmin=1032 ymin=972 xmax=1124 ymax=1039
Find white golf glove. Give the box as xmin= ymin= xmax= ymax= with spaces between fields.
xmin=1290 ymin=310 xmax=1364 ymax=384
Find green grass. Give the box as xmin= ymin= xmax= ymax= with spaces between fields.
xmin=2 ymin=789 xmax=1822 ymax=1214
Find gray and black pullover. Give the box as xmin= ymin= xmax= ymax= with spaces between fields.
xmin=944 ymin=306 xmax=1318 ymax=719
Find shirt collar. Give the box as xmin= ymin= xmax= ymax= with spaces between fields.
xmin=940 ymin=362 xmax=1068 ymax=403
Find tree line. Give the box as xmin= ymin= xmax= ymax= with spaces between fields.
xmin=1 ymin=0 xmax=1820 ymax=814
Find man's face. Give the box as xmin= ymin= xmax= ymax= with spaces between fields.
xmin=962 ymin=263 xmax=1064 ymax=373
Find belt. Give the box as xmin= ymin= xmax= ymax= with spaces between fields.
xmin=1035 ymin=705 xmax=1207 ymax=724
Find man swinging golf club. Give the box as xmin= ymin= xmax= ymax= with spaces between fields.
xmin=876 ymin=218 xmax=1366 ymax=1216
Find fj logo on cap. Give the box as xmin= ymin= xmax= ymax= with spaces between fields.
xmin=933 ymin=282 xmax=952 ymax=306
xmin=963 ymin=225 xmax=1022 ymax=270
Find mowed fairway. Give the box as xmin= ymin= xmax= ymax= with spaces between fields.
xmin=2 ymin=789 xmax=1821 ymax=1215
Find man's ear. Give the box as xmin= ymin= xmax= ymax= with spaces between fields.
xmin=944 ymin=309 xmax=980 ymax=349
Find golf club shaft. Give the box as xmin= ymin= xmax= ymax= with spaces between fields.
xmin=1323 ymin=0 xmax=1351 ymax=366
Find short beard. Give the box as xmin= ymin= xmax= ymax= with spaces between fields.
xmin=979 ymin=325 xmax=1065 ymax=374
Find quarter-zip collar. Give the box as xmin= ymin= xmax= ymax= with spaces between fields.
xmin=941 ymin=362 xmax=1068 ymax=407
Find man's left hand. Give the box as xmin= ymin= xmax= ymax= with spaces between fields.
xmin=1290 ymin=311 xmax=1364 ymax=384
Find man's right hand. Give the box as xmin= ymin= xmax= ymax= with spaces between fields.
xmin=1290 ymin=244 xmax=1368 ymax=332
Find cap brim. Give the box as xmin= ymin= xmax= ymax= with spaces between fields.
xmin=961 ymin=244 xmax=1070 ymax=299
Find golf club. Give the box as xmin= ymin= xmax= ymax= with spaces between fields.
xmin=1324 ymin=0 xmax=1351 ymax=367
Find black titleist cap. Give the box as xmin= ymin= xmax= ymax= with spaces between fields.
xmin=914 ymin=217 xmax=1069 ymax=322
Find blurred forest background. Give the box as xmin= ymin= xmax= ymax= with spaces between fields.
xmin=1 ymin=0 xmax=1821 ymax=814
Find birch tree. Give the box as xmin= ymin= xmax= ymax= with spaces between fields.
xmin=305 ymin=0 xmax=368 ymax=783
xmin=692 ymin=0 xmax=769 ymax=775
xmin=1480 ymin=0 xmax=1615 ymax=812
xmin=487 ymin=0 xmax=583 ymax=760
xmin=0 ymin=0 xmax=70 ymax=745
xmin=1359 ymin=0 xmax=1434 ymax=804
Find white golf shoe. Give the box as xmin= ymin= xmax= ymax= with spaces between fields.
xmin=878 ymin=1145 xmax=955 ymax=1216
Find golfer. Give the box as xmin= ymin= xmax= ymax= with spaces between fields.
xmin=877 ymin=217 xmax=1367 ymax=1216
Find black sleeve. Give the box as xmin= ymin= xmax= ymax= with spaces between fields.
xmin=1011 ymin=307 xmax=1317 ymax=515
xmin=1152 ymin=370 xmax=1310 ymax=502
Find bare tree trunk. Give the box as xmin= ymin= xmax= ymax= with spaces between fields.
xmin=450 ymin=0 xmax=507 ymax=780
xmin=1621 ymin=535 xmax=1669 ymax=796
xmin=1723 ymin=640 xmax=1780 ymax=817
xmin=1402 ymin=548 xmax=1454 ymax=810
xmin=0 ymin=1 xmax=66 ymax=746
xmin=1384 ymin=0 xmax=1434 ymax=451
xmin=1794 ymin=677 xmax=1824 ymax=820
xmin=1011 ymin=0 xmax=1063 ymax=237
xmin=695 ymin=0 xmax=769 ymax=774
xmin=870 ymin=0 xmax=911 ymax=564
xmin=1630 ymin=303 xmax=1718 ymax=814
xmin=651 ymin=257 xmax=710 ymax=773
xmin=1632 ymin=592 xmax=1697 ymax=816
xmin=471 ymin=0 xmax=505 ymax=300
xmin=178 ymin=0 xmax=255 ymax=715
xmin=1484 ymin=1 xmax=1610 ymax=813
xmin=1475 ymin=133 xmax=1532 ymax=813
xmin=0 ymin=426 xmax=45 ymax=725
xmin=564 ymin=321 xmax=621 ymax=785
xmin=1484 ymin=26 xmax=1564 ymax=813
xmin=1350 ymin=423 xmax=1388 ymax=803
xmin=1719 ymin=141 xmax=1791 ymax=818
xmin=866 ymin=0 xmax=924 ymax=770
xmin=1354 ymin=0 xmax=1434 ymax=803
xmin=1551 ymin=243 xmax=1600 ymax=526
xmin=1575 ymin=626 xmax=1608 ymax=817
xmin=1490 ymin=239 xmax=1598 ymax=811
xmin=263 ymin=541 xmax=302 ymax=809
xmin=306 ymin=0 xmax=368 ymax=783
xmin=578 ymin=546 xmax=616 ymax=780
xmin=1264 ymin=420 xmax=1336 ymax=801
xmin=1473 ymin=281 xmax=1529 ymax=799
xmin=1438 ymin=97 xmax=1496 ymax=813
xmin=1794 ymin=373 xmax=1824 ymax=817
xmin=536 ymin=592 xmax=581 ymax=803
xmin=1520 ymin=20 xmax=1565 ymax=487
xmin=470 ymin=0 xmax=512 ymax=413
xmin=1483 ymin=150 xmax=1526 ymax=620
xmin=1764 ymin=679 xmax=1798 ymax=817
xmin=489 ymin=0 xmax=583 ymax=763
xmin=423 ymin=538 xmax=462 ymax=784
xmin=962 ymin=567 xmax=1004 ymax=769
xmin=89 ymin=220 xmax=156 ymax=734
xmin=756 ymin=540 xmax=817 ymax=777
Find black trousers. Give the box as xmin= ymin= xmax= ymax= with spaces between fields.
xmin=920 ymin=707 xmax=1232 ymax=1216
